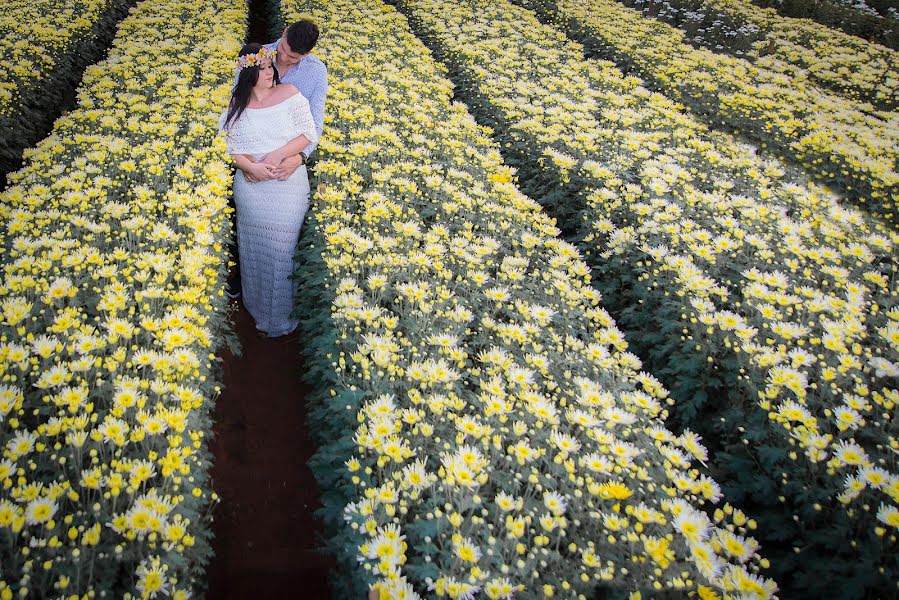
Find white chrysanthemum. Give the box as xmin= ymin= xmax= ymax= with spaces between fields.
xmin=543 ymin=490 xmax=568 ymax=516
xmin=401 ymin=459 xmax=430 ymax=490
xmin=869 ymin=357 xmax=899 ymax=378
xmin=549 ymin=430 xmax=581 ymax=455
xmin=24 ymin=497 xmax=58 ymax=525
xmin=876 ymin=503 xmax=899 ymax=529
xmin=372 ymin=576 xmax=421 ymax=600
xmin=454 ymin=536 xmax=482 ymax=563
xmin=135 ymin=557 xmax=168 ymax=598
xmin=832 ymin=440 xmax=870 ymax=467
xmin=7 ymin=429 xmax=36 ymax=460
xmin=495 ymin=491 xmax=520 ymax=512
xmin=673 ymin=506 xmax=711 ymax=545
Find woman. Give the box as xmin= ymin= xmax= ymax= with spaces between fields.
xmin=220 ymin=43 xmax=318 ymax=337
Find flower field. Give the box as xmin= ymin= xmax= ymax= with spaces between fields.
xmin=516 ymin=0 xmax=899 ymax=225
xmin=386 ymin=0 xmax=898 ymax=595
xmin=0 ymin=0 xmax=134 ymax=180
xmin=286 ymin=0 xmax=779 ymax=597
xmin=610 ymin=0 xmax=899 ymax=110
xmin=0 ymin=0 xmax=243 ymax=596
xmin=1 ymin=0 xmax=897 ymax=597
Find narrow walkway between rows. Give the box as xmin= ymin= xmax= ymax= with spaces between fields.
xmin=205 ymin=304 xmax=331 ymax=598
xmin=204 ymin=2 xmax=332 ymax=595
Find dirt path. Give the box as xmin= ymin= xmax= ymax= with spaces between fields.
xmin=205 ymin=303 xmax=332 ymax=598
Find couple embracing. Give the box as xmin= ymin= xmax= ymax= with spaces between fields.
xmin=219 ymin=20 xmax=327 ymax=338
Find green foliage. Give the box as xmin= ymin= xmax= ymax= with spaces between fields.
xmin=293 ymin=213 xmax=368 ymax=600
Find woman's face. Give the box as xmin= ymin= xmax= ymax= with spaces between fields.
xmin=255 ymin=57 xmax=275 ymax=89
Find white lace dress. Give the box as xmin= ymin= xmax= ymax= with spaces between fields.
xmin=220 ymin=91 xmax=318 ymax=337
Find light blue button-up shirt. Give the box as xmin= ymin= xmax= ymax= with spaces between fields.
xmin=262 ymin=40 xmax=328 ymax=159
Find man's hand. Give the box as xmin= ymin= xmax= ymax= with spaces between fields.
xmin=272 ymin=153 xmax=304 ymax=181
xmin=257 ymin=150 xmax=284 ymax=167
xmin=243 ymin=162 xmax=277 ymax=182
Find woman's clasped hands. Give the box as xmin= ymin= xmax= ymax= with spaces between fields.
xmin=242 ymin=159 xmax=278 ymax=182
xmin=244 ymin=150 xmax=303 ymax=182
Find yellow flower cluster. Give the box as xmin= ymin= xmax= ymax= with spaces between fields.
xmin=0 ymin=0 xmax=243 ymax=597
xmin=285 ymin=0 xmax=776 ymax=597
xmin=395 ymin=0 xmax=899 ymax=568
xmin=533 ymin=0 xmax=899 ymax=221
xmin=619 ymin=0 xmax=899 ymax=109
xmin=0 ymin=0 xmax=112 ymax=117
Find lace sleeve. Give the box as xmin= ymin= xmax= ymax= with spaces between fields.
xmin=288 ymin=93 xmax=319 ymax=148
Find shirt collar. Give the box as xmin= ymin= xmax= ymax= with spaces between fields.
xmin=273 ymin=38 xmax=308 ymax=76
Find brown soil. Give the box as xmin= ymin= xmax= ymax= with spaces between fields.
xmin=205 ymin=301 xmax=333 ymax=599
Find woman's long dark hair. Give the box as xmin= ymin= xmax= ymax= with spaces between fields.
xmin=224 ymin=43 xmax=281 ymax=129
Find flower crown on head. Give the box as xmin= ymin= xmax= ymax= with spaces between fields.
xmin=236 ymin=47 xmax=276 ymax=71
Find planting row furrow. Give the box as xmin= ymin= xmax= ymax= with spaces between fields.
xmin=391 ymin=0 xmax=898 ymax=596
xmin=0 ymin=0 xmax=244 ymax=596
xmin=608 ymin=0 xmax=898 ymax=110
xmin=517 ymin=0 xmax=899 ymax=225
xmin=0 ymin=0 xmax=135 ymax=182
xmin=284 ymin=0 xmax=776 ymax=598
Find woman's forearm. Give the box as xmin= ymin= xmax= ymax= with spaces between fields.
xmin=266 ymin=135 xmax=311 ymax=162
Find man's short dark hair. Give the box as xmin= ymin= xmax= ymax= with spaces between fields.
xmin=285 ymin=20 xmax=319 ymax=54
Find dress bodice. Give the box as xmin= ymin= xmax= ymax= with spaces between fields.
xmin=219 ymin=91 xmax=319 ymax=156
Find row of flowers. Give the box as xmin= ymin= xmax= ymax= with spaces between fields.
xmin=285 ymin=0 xmax=777 ymax=598
xmin=0 ymin=0 xmax=243 ymax=597
xmin=0 ymin=0 xmax=111 ymax=116
xmin=390 ymin=0 xmax=898 ymax=596
xmin=0 ymin=0 xmax=134 ymax=177
xmin=767 ymin=0 xmax=899 ymax=50
xmin=609 ymin=0 xmax=898 ymax=110
xmin=828 ymin=0 xmax=895 ymax=18
xmin=515 ymin=0 xmax=899 ymax=225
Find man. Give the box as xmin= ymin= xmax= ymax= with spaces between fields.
xmin=259 ymin=19 xmax=327 ymax=178
xmin=227 ymin=19 xmax=328 ymax=300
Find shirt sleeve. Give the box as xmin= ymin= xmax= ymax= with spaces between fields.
xmin=303 ymin=67 xmax=328 ymax=159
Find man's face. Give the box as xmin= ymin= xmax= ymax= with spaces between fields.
xmin=276 ymin=34 xmax=302 ymax=69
